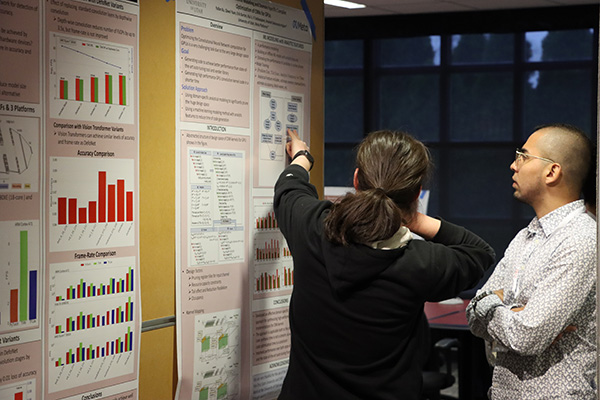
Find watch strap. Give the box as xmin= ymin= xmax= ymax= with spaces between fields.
xmin=292 ymin=150 xmax=314 ymax=171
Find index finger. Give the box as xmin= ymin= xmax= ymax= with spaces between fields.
xmin=287 ymin=128 xmax=299 ymax=140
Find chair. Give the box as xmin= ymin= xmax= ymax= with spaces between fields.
xmin=421 ymin=337 xmax=459 ymax=400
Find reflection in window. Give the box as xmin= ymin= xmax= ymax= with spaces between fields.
xmin=525 ymin=29 xmax=594 ymax=62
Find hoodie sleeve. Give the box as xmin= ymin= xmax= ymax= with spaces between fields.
xmin=273 ymin=164 xmax=328 ymax=243
xmin=418 ymin=219 xmax=496 ymax=302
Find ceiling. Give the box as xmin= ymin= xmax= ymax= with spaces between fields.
xmin=324 ymin=0 xmax=600 ymax=18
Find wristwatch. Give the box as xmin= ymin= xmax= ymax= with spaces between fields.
xmin=292 ymin=150 xmax=314 ymax=171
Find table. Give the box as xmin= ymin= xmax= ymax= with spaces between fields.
xmin=425 ymin=299 xmax=491 ymax=400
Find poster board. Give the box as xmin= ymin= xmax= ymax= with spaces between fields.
xmin=174 ymin=1 xmax=317 ymax=399
xmin=0 ymin=0 xmax=141 ymax=399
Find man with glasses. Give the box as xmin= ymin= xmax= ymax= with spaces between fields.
xmin=466 ymin=123 xmax=596 ymax=399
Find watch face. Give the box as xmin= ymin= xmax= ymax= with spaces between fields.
xmin=304 ymin=151 xmax=314 ymax=162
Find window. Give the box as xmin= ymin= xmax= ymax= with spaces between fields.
xmin=324 ymin=9 xmax=598 ymax=258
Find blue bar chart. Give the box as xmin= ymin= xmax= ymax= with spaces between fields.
xmin=47 ymin=257 xmax=136 ymax=393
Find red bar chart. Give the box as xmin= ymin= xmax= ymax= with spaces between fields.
xmin=255 ymin=267 xmax=294 ymax=293
xmin=255 ymin=211 xmax=278 ymax=230
xmin=0 ymin=380 xmax=34 ymax=400
xmin=255 ymin=238 xmax=280 ymax=261
xmin=49 ymin=157 xmax=135 ymax=252
xmin=57 ymin=172 xmax=133 ymax=226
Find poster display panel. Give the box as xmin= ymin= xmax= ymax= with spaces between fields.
xmin=42 ymin=0 xmax=140 ymax=399
xmin=0 ymin=1 xmax=43 ymax=398
xmin=176 ymin=1 xmax=312 ymax=399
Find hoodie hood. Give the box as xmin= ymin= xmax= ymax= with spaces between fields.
xmin=321 ymin=235 xmax=407 ymax=298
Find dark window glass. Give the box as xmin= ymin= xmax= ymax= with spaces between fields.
xmin=375 ymin=36 xmax=440 ymax=67
xmin=445 ymin=148 xmax=514 ymax=218
xmin=449 ymin=72 xmax=513 ymax=142
xmin=325 ymin=76 xmax=364 ymax=143
xmin=325 ymin=40 xmax=364 ymax=69
xmin=523 ymin=69 xmax=592 ymax=137
xmin=525 ymin=29 xmax=594 ymax=62
xmin=461 ymin=219 xmax=520 ymax=262
xmin=324 ymin=145 xmax=357 ymax=187
xmin=517 ymin=202 xmax=536 ymax=220
xmin=379 ymin=74 xmax=440 ymax=141
xmin=451 ymin=33 xmax=514 ymax=64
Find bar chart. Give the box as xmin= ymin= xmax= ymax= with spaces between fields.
xmin=0 ymin=220 xmax=40 ymax=334
xmin=53 ymin=296 xmax=133 ymax=334
xmin=47 ymin=257 xmax=136 ymax=393
xmin=0 ymin=380 xmax=35 ymax=400
xmin=49 ymin=156 xmax=135 ymax=252
xmin=254 ymin=267 xmax=294 ymax=293
xmin=255 ymin=211 xmax=278 ymax=230
xmin=48 ymin=33 xmax=134 ymax=124
xmin=253 ymin=236 xmax=291 ymax=263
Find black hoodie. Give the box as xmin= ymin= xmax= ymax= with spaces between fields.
xmin=274 ymin=165 xmax=495 ymax=400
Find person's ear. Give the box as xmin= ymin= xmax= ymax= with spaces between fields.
xmin=353 ymin=168 xmax=359 ymax=190
xmin=545 ymin=163 xmax=562 ymax=186
xmin=414 ymin=186 xmax=423 ymax=203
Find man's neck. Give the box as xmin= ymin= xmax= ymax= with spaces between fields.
xmin=534 ymin=197 xmax=580 ymax=219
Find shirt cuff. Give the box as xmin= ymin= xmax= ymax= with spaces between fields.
xmin=473 ymin=292 xmax=503 ymax=321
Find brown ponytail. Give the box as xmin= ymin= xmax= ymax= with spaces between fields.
xmin=324 ymin=130 xmax=431 ymax=246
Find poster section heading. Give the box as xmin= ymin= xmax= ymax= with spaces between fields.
xmin=178 ymin=0 xmax=312 ymax=44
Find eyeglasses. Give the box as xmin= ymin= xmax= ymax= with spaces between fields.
xmin=514 ymin=148 xmax=556 ymax=168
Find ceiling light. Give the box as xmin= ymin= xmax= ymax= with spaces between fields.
xmin=324 ymin=0 xmax=366 ymax=9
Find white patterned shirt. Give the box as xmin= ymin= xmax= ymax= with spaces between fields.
xmin=467 ymin=200 xmax=597 ymax=399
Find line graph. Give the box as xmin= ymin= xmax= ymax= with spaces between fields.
xmin=48 ymin=32 xmax=134 ymax=123
xmin=60 ymin=44 xmax=124 ymax=70
xmin=0 ymin=116 xmax=39 ymax=192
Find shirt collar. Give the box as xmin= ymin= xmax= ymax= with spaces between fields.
xmin=527 ymin=200 xmax=585 ymax=238
xmin=370 ymin=226 xmax=413 ymax=250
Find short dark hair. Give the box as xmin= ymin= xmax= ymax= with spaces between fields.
xmin=535 ymin=123 xmax=593 ymax=193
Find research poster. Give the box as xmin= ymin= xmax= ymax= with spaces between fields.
xmin=43 ymin=0 xmax=140 ymax=399
xmin=176 ymin=1 xmax=312 ymax=399
xmin=1 ymin=0 xmax=140 ymax=399
xmin=0 ymin=1 xmax=43 ymax=400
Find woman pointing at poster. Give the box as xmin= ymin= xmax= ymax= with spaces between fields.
xmin=273 ymin=129 xmax=495 ymax=399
